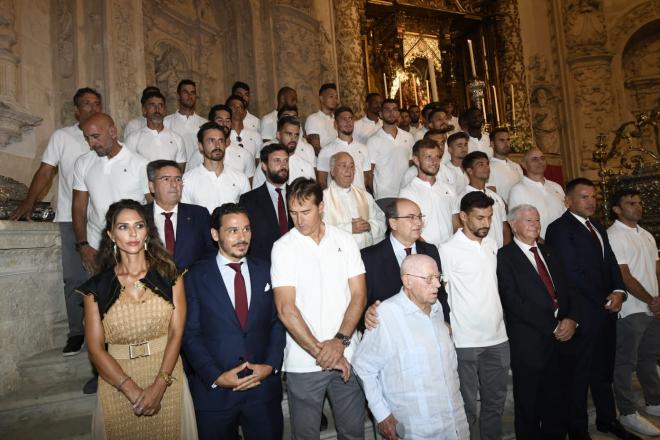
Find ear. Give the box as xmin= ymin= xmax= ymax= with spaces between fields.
xmin=459 ymin=211 xmax=468 ymax=225
xmin=412 ymin=155 xmax=421 ymax=168
xmin=148 ymin=180 xmax=155 ymax=195
xmin=318 ymin=200 xmax=324 ymax=216
xmin=197 ymin=142 xmax=204 ymax=153
xmin=210 ymin=228 xmax=219 ymax=242
xmin=106 ymin=230 xmax=114 ymax=242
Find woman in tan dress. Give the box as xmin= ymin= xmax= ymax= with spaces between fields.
xmin=78 ymin=199 xmax=197 ymax=439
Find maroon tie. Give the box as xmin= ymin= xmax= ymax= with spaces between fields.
xmin=585 ymin=219 xmax=603 ymax=255
xmin=275 ymin=188 xmax=288 ymax=235
xmin=404 ymin=247 xmax=412 ymax=256
xmin=227 ymin=262 xmax=248 ymax=329
xmin=530 ymin=247 xmax=558 ymax=310
xmin=162 ymin=212 xmax=175 ymax=254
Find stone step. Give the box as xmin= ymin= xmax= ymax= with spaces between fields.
xmin=0 ymin=413 xmax=92 ymax=440
xmin=18 ymin=347 xmax=93 ymax=388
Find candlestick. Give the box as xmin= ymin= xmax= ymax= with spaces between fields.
xmin=481 ymin=36 xmax=490 ymax=80
xmin=412 ymin=77 xmax=418 ymax=105
xmin=467 ymin=39 xmax=477 ymax=78
xmin=383 ymin=73 xmax=388 ymax=99
xmin=510 ymin=84 xmax=516 ymax=125
xmin=481 ymin=97 xmax=487 ymax=123
xmin=491 ymin=85 xmax=500 ymax=126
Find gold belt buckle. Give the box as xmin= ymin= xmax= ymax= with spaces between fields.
xmin=128 ymin=341 xmax=151 ymax=359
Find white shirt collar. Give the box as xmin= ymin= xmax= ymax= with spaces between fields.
xmin=513 ymin=236 xmax=537 ymax=253
xmin=613 ymin=219 xmax=639 ymax=232
xmin=266 ymin=180 xmax=286 ymax=194
xmin=154 ymin=201 xmax=179 ymax=216
xmin=390 ymin=233 xmax=416 ymax=254
xmin=216 ymin=252 xmax=246 ymax=268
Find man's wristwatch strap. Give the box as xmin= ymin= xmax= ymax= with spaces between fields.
xmin=75 ymin=240 xmax=89 ymax=252
xmin=335 ymin=332 xmax=351 ymax=347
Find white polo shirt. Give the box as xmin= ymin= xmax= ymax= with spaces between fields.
xmin=399 ymin=177 xmax=456 ymax=247
xmin=271 ymin=224 xmax=366 ymax=372
xmin=438 ymin=230 xmax=508 ymax=348
xmin=163 ymin=111 xmax=207 ymax=165
xmin=368 ymin=127 xmax=415 ymax=199
xmin=305 ymin=110 xmax=337 ymax=148
xmin=468 ymin=134 xmax=493 ymax=158
xmin=260 ymin=109 xmax=278 ymax=141
xmin=124 ymin=126 xmax=186 ymax=163
xmin=607 ymin=220 xmax=658 ymax=318
xmin=72 ymin=146 xmax=149 ymax=249
xmin=488 ymin=157 xmax=523 ymax=202
xmin=181 ymin=164 xmax=251 ymax=213
xmin=224 ymin=145 xmax=256 ymax=178
xmin=244 ymin=111 xmax=261 ymax=132
xmin=41 ymin=124 xmax=90 ymax=222
xmin=317 ymin=138 xmax=370 ymax=190
xmin=440 ymin=161 xmax=469 ymax=195
xmin=454 ymin=185 xmax=507 ymax=248
xmin=252 ymin=153 xmax=315 ymax=188
xmin=508 ymin=176 xmax=565 ymax=238
xmin=414 ymin=127 xmax=428 ymax=141
xmin=124 ymin=116 xmax=147 ymax=138
xmin=230 ymin=128 xmax=262 ymax=160
xmin=295 ymin=138 xmax=316 ymax=166
xmin=353 ymin=116 xmax=382 ymax=145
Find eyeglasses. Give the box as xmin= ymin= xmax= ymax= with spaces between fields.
xmin=392 ymin=214 xmax=426 ymax=222
xmin=405 ymin=273 xmax=444 ymax=284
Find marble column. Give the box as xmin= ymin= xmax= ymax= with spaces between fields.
xmin=333 ymin=0 xmax=367 ymax=115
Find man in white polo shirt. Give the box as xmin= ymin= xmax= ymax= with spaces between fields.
xmin=400 ymin=139 xmax=456 ymax=248
xmin=271 ymin=178 xmax=367 ymax=440
xmin=208 ymin=104 xmax=256 ymax=180
xmin=353 ymin=92 xmax=383 ymax=145
xmin=608 ymin=188 xmax=660 ymax=436
xmin=124 ymin=86 xmax=159 ymax=138
xmin=368 ymin=99 xmax=415 ymax=201
xmin=124 ymin=90 xmax=186 ymax=169
xmin=305 ymin=83 xmax=339 ymax=154
xmin=261 ymin=86 xmax=297 ymax=142
xmin=487 ymin=128 xmax=523 ymax=202
xmin=10 ymin=87 xmax=101 ymax=356
xmin=232 ymin=81 xmax=261 ymax=132
xmin=507 ymin=147 xmax=565 ymax=239
xmin=181 ymin=121 xmax=251 ymax=213
xmin=464 ymin=107 xmax=493 ymax=158
xmin=227 ymin=94 xmax=263 ymax=164
xmin=72 ymin=113 xmax=150 ymax=274
xmin=317 ymin=106 xmax=371 ymax=192
xmin=442 ymin=132 xmax=470 ymax=194
xmin=439 ymin=191 xmax=510 ymax=440
xmin=164 ymin=79 xmax=207 ymax=169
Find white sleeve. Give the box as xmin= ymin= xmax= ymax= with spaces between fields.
xmin=316 ymin=148 xmax=331 ymax=172
xmin=368 ymin=197 xmax=387 ymax=244
xmin=72 ymin=155 xmax=88 ymax=192
xmin=367 ymin=138 xmax=379 ymax=165
xmin=304 ymin=114 xmax=322 ymax=136
xmin=346 ymin=235 xmax=366 ymax=278
xmin=41 ymin=130 xmax=64 ymax=167
xmin=607 ymin=231 xmax=629 ymax=266
xmin=174 ymin=134 xmax=187 ymax=163
xmin=240 ymin=174 xmax=251 ymax=195
xmin=270 ymin=240 xmax=296 ymax=288
xmin=124 ymin=131 xmax=138 ymax=153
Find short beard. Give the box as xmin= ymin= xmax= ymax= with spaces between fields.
xmin=268 ymin=169 xmax=288 ymax=184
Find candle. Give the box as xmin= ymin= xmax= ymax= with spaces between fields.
xmin=491 ymin=85 xmax=500 ymax=126
xmin=481 ymin=97 xmax=487 ymax=123
xmin=425 ymin=80 xmax=430 ymax=102
xmin=383 ymin=73 xmax=388 ymax=99
xmin=510 ymin=84 xmax=516 ymax=124
xmin=481 ymin=36 xmax=489 ymax=80
xmin=412 ymin=77 xmax=418 ymax=105
xmin=399 ymin=81 xmax=403 ymax=108
xmin=467 ymin=39 xmax=477 ymax=77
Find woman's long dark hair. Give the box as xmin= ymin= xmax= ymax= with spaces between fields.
xmin=95 ymin=199 xmax=177 ymax=280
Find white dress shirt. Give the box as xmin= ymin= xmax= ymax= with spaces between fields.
xmin=454 ymin=185 xmax=507 ymax=248
xmin=124 ymin=116 xmax=147 ymax=139
xmin=181 ymin=165 xmax=251 ymax=213
xmin=608 ymin=220 xmax=658 ymax=318
xmin=41 ymin=124 xmax=90 ymax=222
xmin=153 ymin=202 xmax=178 ymax=244
xmin=230 ymin=128 xmax=262 ymax=160
xmin=216 ymin=253 xmax=252 ymax=308
xmin=353 ymin=115 xmax=382 ymax=145
xmin=163 ymin=111 xmax=207 ymax=167
xmin=265 ymin=181 xmax=287 ymax=217
xmin=468 ymin=134 xmax=493 ymax=158
xmin=353 ymin=291 xmax=469 ymax=439
xmin=390 ymin=234 xmax=417 ymax=267
xmin=224 ymin=145 xmax=256 ymax=178
xmin=252 ymin=153 xmax=315 ymax=188
xmin=317 ymin=137 xmax=370 ymax=190
xmin=400 ymin=177 xmax=456 ymax=247
xmin=438 ymin=230 xmax=508 ymax=348
xmin=304 ymin=110 xmax=337 ymax=148
xmin=368 ymin=127 xmax=415 ymax=199
xmin=508 ymin=176 xmax=565 ymax=238
xmin=440 ymin=162 xmax=469 ymax=195
xmin=488 ymin=157 xmax=523 ymax=202
xmin=270 ymin=225 xmax=365 ymax=372
xmin=260 ymin=109 xmax=278 ymax=141
xmin=243 ymin=111 xmax=261 ymax=132
xmin=124 ymin=126 xmax=186 ymax=163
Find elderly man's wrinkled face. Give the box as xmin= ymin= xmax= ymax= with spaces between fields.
xmin=510 ymin=208 xmax=541 ymax=244
xmin=389 ymin=199 xmax=423 ymax=244
xmin=330 ymin=153 xmax=355 ymax=188
xmin=403 ymin=256 xmax=441 ymax=307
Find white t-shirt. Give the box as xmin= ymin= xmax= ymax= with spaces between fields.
xmin=607 ymin=220 xmax=659 ymax=318
xmin=468 ymin=134 xmax=493 ymax=158
xmin=224 ymin=145 xmax=256 ymax=178
xmin=163 ymin=111 xmax=207 ymax=166
xmin=440 ymin=162 xmax=469 ymax=196
xmin=399 ymin=177 xmax=456 ymax=247
xmin=124 ymin=116 xmax=147 ymax=139
xmin=368 ymin=127 xmax=415 ymax=199
xmin=271 ymin=224 xmax=366 ymax=372
xmin=230 ymin=128 xmax=262 ymax=160
xmin=252 ymin=154 xmax=315 ymax=188
xmin=124 ymin=126 xmax=186 ymax=163
xmin=41 ymin=124 xmax=90 ymax=222
xmin=413 ymin=127 xmax=428 ymax=141
xmin=305 ymin=110 xmax=337 ymax=148
xmin=294 ymin=138 xmax=316 ymax=166
xmin=181 ymin=164 xmax=251 ymax=213
xmin=488 ymin=157 xmax=523 ymax=202
xmin=260 ymin=109 xmax=278 ymax=141
xmin=244 ymin=111 xmax=261 ymax=132
xmin=438 ymin=230 xmax=508 ymax=348
xmin=454 ymin=185 xmax=507 ymax=248
xmin=353 ymin=116 xmax=382 ymax=145
xmin=507 ymin=176 xmax=565 ymax=238
xmin=72 ymin=146 xmax=149 ymax=249
xmin=317 ymin=138 xmax=370 ymax=191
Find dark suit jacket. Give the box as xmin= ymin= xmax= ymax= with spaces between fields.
xmin=361 ymin=235 xmax=450 ymax=323
xmin=145 ymin=202 xmax=216 ymax=270
xmin=545 ymin=211 xmax=625 ymax=328
xmin=497 ymin=241 xmax=579 ymax=367
xmin=182 ymin=256 xmax=286 ymax=411
xmin=239 ymin=184 xmax=293 ymax=261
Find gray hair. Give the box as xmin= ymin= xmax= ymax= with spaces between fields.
xmin=329 ymin=151 xmax=353 ymax=170
xmin=507 ymin=204 xmax=539 ymax=223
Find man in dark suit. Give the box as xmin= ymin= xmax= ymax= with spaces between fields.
xmin=239 ymin=143 xmax=293 ymax=261
xmin=182 ymin=203 xmax=286 ymax=439
xmin=362 ymin=197 xmax=450 ymax=324
xmin=545 ymin=178 xmax=638 ymax=440
xmin=498 ymin=204 xmax=579 ymax=439
xmin=146 ymin=159 xmax=216 ymax=269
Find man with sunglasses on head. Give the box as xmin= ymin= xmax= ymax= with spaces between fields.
xmin=227 ymin=94 xmax=262 ymax=166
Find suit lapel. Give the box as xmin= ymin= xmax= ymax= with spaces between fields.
xmin=509 ymin=243 xmax=554 ymax=309
xmin=245 ymin=258 xmax=263 ymax=330
xmin=202 ymin=259 xmax=242 ymax=329
xmin=384 ymin=238 xmax=403 ymax=287
xmin=563 ymin=211 xmax=603 ymax=261
xmin=257 ymin=184 xmax=281 ymax=235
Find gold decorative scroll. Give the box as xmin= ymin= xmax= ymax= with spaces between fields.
xmin=403 ymin=33 xmax=441 ymax=68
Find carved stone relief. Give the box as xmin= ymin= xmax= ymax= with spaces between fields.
xmin=333 ymin=0 xmax=366 ymax=115
xmin=154 ymin=41 xmax=190 ymax=112
xmin=53 ymin=0 xmax=76 ymax=127
xmin=564 ymin=0 xmax=607 ymax=56
xmin=528 ymin=54 xmax=562 ymax=155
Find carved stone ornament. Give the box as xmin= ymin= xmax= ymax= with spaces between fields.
xmin=0 ymin=101 xmax=42 ymax=148
xmin=564 ymin=0 xmax=608 ymax=57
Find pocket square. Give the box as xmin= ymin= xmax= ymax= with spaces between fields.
xmin=264 ymin=283 xmax=271 ymax=291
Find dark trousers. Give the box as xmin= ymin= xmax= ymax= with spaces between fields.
xmin=195 ymin=398 xmax=283 ymax=440
xmin=569 ymin=313 xmax=617 ymax=436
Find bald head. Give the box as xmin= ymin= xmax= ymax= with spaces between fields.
xmin=81 ymin=112 xmax=119 ymax=157
xmin=81 ymin=112 xmax=115 ymax=131
xmin=400 ymin=254 xmax=435 ymax=277
xmin=401 ymin=254 xmax=441 ymax=312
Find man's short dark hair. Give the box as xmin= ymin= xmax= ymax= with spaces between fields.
xmin=428 ymin=107 xmax=448 ymax=121
xmin=400 ymin=108 xmax=410 ymax=114
xmin=462 ymin=107 xmax=481 ymax=120
xmin=208 ymin=104 xmax=232 ymax=121
xmin=412 ymin=139 xmax=439 ymax=157
xmin=319 ymin=83 xmax=337 ymax=95
xmin=462 ymin=151 xmax=489 ymax=170
xmin=277 ymin=86 xmax=295 ymax=100
xmin=73 ymin=87 xmax=101 ymax=107
xmin=421 ymin=103 xmax=435 ymax=118
xmin=176 ymin=79 xmax=196 ymax=94
xmin=277 ymin=115 xmax=301 ymax=132
xmin=231 ymin=81 xmax=250 ymax=94
xmin=566 ymin=177 xmax=594 ymax=195
xmin=288 ymin=177 xmax=323 ymax=206
xmin=425 ymin=128 xmax=450 ymax=138
xmin=147 ymin=160 xmax=180 ymax=182
xmin=611 ymin=187 xmax=640 ymax=209
xmin=141 ymin=90 xmax=166 ymax=106
xmin=225 ymin=94 xmax=245 ymax=108
xmin=382 ymin=98 xmax=399 ymax=108
xmin=460 ymin=191 xmax=494 ymax=214
xmin=260 ymin=142 xmax=289 ymax=163
xmin=489 ymin=127 xmax=509 ymax=141
xmin=383 ymin=199 xmax=400 ymax=223
xmin=277 ymin=105 xmax=298 ymax=120
xmin=447 ymin=131 xmax=469 ymax=145
xmin=334 ymin=106 xmax=353 ymax=119
xmin=366 ymin=92 xmax=381 ymax=102
xmin=211 ymin=203 xmax=249 ymax=230
xmin=141 ymin=86 xmax=160 ymax=99
xmin=197 ymin=121 xmax=225 ymax=144
xmin=409 ymin=104 xmax=420 ymax=111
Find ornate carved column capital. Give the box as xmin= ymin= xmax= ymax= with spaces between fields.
xmin=333 ymin=0 xmax=367 ymax=115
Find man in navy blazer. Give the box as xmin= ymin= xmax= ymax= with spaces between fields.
xmin=361 ymin=197 xmax=450 ymax=323
xmin=145 ymin=160 xmax=216 ymax=270
xmin=545 ymin=178 xmax=637 ymax=440
xmin=239 ymin=143 xmax=293 ymax=261
xmin=183 ymin=203 xmax=286 ymax=439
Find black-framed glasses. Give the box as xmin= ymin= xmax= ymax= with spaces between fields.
xmin=392 ymin=214 xmax=425 ymax=222
xmin=405 ymin=273 xmax=444 ymax=284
